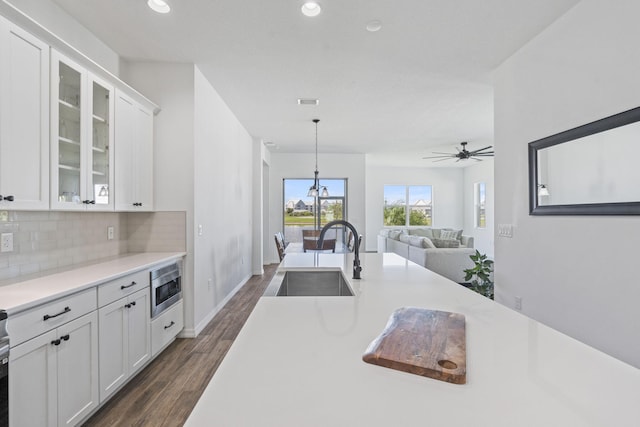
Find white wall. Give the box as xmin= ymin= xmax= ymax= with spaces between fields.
xmin=5 ymin=0 xmax=120 ymax=74
xmin=268 ymin=153 xmax=365 ymax=264
xmin=494 ymin=0 xmax=640 ymax=367
xmin=364 ymin=164 xmax=465 ymax=252
xmin=463 ymin=159 xmax=494 ymax=257
xmin=193 ymin=66 xmax=253 ymax=331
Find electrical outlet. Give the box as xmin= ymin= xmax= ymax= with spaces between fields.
xmin=107 ymin=226 xmax=114 ymax=240
xmin=498 ymin=224 xmax=513 ymax=238
xmin=0 ymin=211 xmax=8 ymax=222
xmin=1 ymin=233 xmax=13 ymax=252
xmin=208 ymin=278 xmax=212 ymax=290
xmin=198 ymin=224 xmax=203 ymax=236
xmin=515 ymin=296 xmax=522 ymax=311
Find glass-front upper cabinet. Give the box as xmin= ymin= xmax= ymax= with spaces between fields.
xmin=51 ymin=50 xmax=114 ymax=210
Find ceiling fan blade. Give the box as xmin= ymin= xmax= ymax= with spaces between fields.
xmin=469 ymin=146 xmax=493 ymax=154
xmin=422 ymin=155 xmax=455 ymax=159
xmin=473 ymin=153 xmax=494 ymax=156
xmin=433 ymin=157 xmax=454 ymax=162
xmin=431 ymin=151 xmax=455 ymax=155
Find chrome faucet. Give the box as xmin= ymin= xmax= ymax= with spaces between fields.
xmin=317 ymin=220 xmax=362 ymax=279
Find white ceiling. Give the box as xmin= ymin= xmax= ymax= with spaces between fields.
xmin=51 ymin=0 xmax=579 ymax=165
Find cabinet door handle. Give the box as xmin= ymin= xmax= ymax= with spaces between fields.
xmin=164 ymin=321 xmax=175 ymax=330
xmin=0 ymin=195 xmax=13 ymax=202
xmin=43 ymin=306 xmax=71 ymax=321
xmin=120 ymin=281 xmax=137 ymax=290
xmin=60 ymin=334 xmax=70 ymax=341
xmin=51 ymin=339 xmax=61 ymax=346
xmin=124 ymin=303 xmax=131 ymax=309
xmin=130 ymin=301 xmax=136 ymax=306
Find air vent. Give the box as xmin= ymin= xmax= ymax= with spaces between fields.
xmin=297 ymin=98 xmax=319 ymax=106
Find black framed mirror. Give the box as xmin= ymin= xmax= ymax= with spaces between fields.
xmin=529 ymin=106 xmax=640 ymax=215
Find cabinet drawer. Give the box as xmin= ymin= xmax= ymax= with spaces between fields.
xmin=151 ymin=300 xmax=183 ymax=357
xmin=98 ymin=270 xmax=149 ymax=307
xmin=9 ymin=288 xmax=97 ymax=346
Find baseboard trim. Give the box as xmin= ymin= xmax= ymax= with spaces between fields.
xmin=187 ymin=273 xmax=253 ymax=337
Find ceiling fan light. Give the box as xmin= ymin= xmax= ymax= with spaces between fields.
xmin=148 ymin=0 xmax=170 ymax=14
xmin=301 ymin=2 xmax=321 ymax=17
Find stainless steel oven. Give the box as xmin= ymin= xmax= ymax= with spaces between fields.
xmin=150 ymin=261 xmax=182 ymax=318
xmin=1 ymin=310 xmax=8 ymax=427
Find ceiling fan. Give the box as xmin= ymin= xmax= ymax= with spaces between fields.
xmin=423 ymin=142 xmax=494 ymax=162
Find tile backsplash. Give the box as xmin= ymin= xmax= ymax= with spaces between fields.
xmin=0 ymin=210 xmax=186 ymax=284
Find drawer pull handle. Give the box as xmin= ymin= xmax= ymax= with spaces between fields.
xmin=164 ymin=321 xmax=175 ymax=330
xmin=43 ymin=306 xmax=71 ymax=321
xmin=121 ymin=281 xmax=137 ymax=290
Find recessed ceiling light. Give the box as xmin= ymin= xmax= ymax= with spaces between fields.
xmin=148 ymin=0 xmax=170 ymax=14
xmin=301 ymin=2 xmax=321 ymax=17
xmin=298 ymin=98 xmax=319 ymax=106
xmin=366 ymin=20 xmax=383 ymax=32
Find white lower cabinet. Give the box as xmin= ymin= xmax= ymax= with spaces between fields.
xmin=9 ymin=311 xmax=99 ymax=427
xmin=98 ymin=288 xmax=150 ymax=402
xmin=151 ymin=299 xmax=183 ymax=357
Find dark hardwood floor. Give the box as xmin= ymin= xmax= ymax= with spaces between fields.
xmin=83 ymin=264 xmax=279 ymax=427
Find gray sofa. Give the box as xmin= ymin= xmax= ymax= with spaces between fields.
xmin=377 ymin=228 xmax=475 ymax=283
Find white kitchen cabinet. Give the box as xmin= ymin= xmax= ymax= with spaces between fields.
xmin=114 ymin=89 xmax=153 ymax=211
xmin=50 ymin=50 xmax=114 ymax=211
xmin=98 ymin=288 xmax=151 ymax=402
xmin=9 ymin=311 xmax=99 ymax=427
xmin=151 ymin=299 xmax=183 ymax=357
xmin=0 ymin=16 xmax=50 ymax=210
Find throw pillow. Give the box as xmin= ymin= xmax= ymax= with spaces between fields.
xmin=408 ymin=235 xmax=423 ymax=248
xmin=399 ymin=233 xmax=410 ymax=243
xmin=409 ymin=228 xmax=434 ymax=239
xmin=379 ymin=229 xmax=391 ymax=237
xmin=440 ymin=230 xmax=461 ymax=241
xmin=431 ymin=228 xmax=442 ymax=239
xmin=432 ymin=238 xmax=460 ymax=248
xmin=388 ymin=230 xmax=403 ymax=240
xmin=421 ymin=236 xmax=436 ymax=248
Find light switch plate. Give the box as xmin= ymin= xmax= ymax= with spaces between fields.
xmin=107 ymin=226 xmax=114 ymax=240
xmin=497 ymin=224 xmax=513 ymax=238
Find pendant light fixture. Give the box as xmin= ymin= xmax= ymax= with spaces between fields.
xmin=307 ymin=119 xmax=329 ymax=198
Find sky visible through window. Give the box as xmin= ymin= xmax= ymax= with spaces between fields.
xmin=284 ymin=179 xmax=345 ymax=201
xmin=384 ymin=185 xmax=432 ymax=204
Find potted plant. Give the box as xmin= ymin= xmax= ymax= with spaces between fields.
xmin=463 ymin=250 xmax=494 ymax=299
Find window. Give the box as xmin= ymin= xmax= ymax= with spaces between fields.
xmin=474 ymin=182 xmax=486 ymax=228
xmin=383 ymin=185 xmax=432 ymax=226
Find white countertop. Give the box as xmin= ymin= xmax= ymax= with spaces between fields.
xmin=0 ymin=252 xmax=186 ymax=314
xmin=186 ymin=252 xmax=640 ymax=427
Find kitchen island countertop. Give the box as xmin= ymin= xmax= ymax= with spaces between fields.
xmin=186 ymin=252 xmax=640 ymax=426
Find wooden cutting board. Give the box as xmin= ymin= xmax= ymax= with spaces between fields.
xmin=362 ymin=307 xmax=466 ymax=384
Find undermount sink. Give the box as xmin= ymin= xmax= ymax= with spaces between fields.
xmin=264 ymin=270 xmax=354 ymax=297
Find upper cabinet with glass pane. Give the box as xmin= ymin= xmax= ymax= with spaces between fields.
xmin=50 ymin=50 xmax=114 ymax=210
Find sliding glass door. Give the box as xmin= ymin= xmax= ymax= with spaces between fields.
xmin=283 ymin=178 xmax=347 ymax=250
